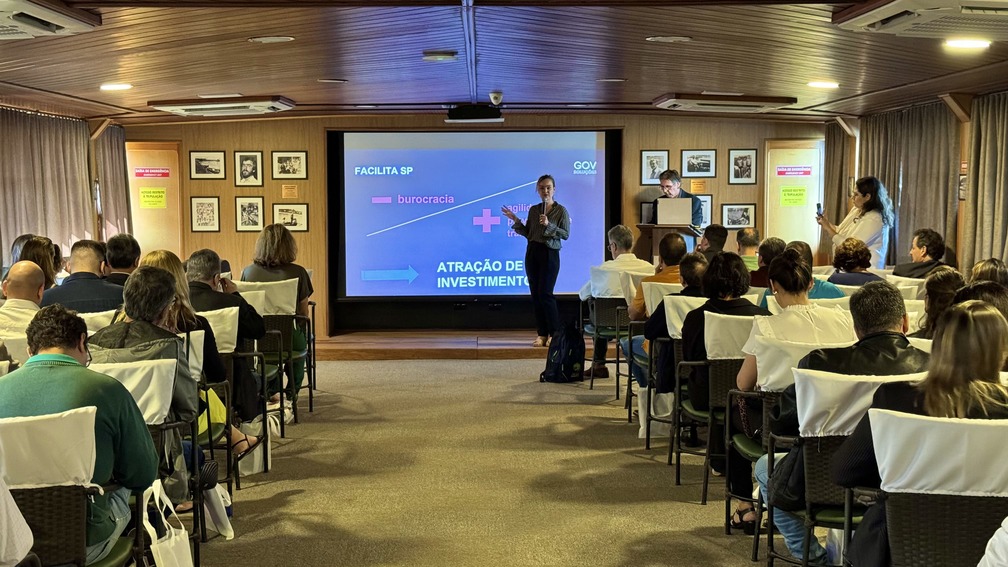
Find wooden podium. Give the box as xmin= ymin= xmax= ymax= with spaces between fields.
xmin=634 ymin=224 xmax=702 ymax=262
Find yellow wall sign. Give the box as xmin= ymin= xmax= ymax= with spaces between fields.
xmin=139 ymin=187 xmax=167 ymax=209
xmin=780 ymin=186 xmax=807 ymax=207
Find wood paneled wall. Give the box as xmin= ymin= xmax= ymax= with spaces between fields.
xmin=125 ymin=113 xmax=825 ymax=335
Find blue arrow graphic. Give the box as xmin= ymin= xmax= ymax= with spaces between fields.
xmin=361 ymin=266 xmax=419 ymax=283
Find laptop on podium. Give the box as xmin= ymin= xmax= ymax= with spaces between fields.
xmin=656 ymin=198 xmax=692 ymax=225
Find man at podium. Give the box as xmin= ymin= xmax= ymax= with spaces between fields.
xmin=649 ymin=169 xmax=703 ymax=227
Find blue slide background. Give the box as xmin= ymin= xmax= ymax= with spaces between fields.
xmin=344 ymin=132 xmax=607 ymax=297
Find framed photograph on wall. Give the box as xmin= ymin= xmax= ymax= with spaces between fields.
xmin=640 ymin=150 xmax=669 ymax=185
xmin=273 ymin=202 xmax=308 ymax=232
xmin=722 ymin=203 xmax=755 ymax=229
xmin=728 ymin=149 xmax=757 ymax=184
xmin=236 ymin=196 xmax=265 ymax=232
xmin=271 ymin=151 xmax=308 ymax=180
xmin=189 ymin=151 xmax=225 ymax=180
xmin=190 ymin=196 xmax=220 ymax=232
xmin=234 ymin=151 xmax=264 ymax=187
xmin=681 ymin=149 xmax=716 ymax=178
xmin=696 ymin=194 xmax=712 ymax=228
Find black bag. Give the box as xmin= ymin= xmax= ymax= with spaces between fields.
xmin=767 ymin=443 xmax=806 ymax=511
xmin=540 ymin=322 xmax=585 ymax=383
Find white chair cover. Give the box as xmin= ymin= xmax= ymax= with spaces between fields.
xmin=979 ymin=515 xmax=1008 ymax=567
xmin=766 ymin=295 xmax=851 ymax=315
xmin=868 ymin=267 xmax=894 ymax=278
xmin=812 ymin=265 xmax=836 ymax=278
xmin=897 ymin=286 xmax=918 ymax=300
xmin=197 ymin=307 xmax=240 ymax=354
xmin=589 ymin=265 xmax=651 ymax=300
xmin=704 ymin=312 xmax=755 ymax=360
xmin=754 ymin=336 xmax=856 ymax=392
xmin=178 ymin=330 xmax=205 ymax=383
xmin=233 ymin=279 xmax=298 ymax=315
xmin=642 ymin=281 xmax=683 ymax=315
xmin=240 ymin=289 xmax=267 ymax=315
xmin=618 ymin=270 xmax=650 ymax=305
xmin=79 ymin=309 xmax=117 ymax=334
xmin=0 ymin=407 xmax=97 ymax=489
xmin=90 ymin=360 xmax=177 ymax=425
xmin=870 ymin=408 xmax=1008 ymax=496
xmin=0 ymin=361 xmax=8 ymax=377
xmin=742 ymin=293 xmax=761 ymax=306
xmin=748 ymin=287 xmax=768 ymax=301
xmin=0 ymin=335 xmax=28 ymax=366
xmin=0 ymin=476 xmax=32 ymax=567
xmin=886 ymin=274 xmax=926 ymax=300
xmin=794 ymin=368 xmax=925 ymax=438
xmin=663 ymin=296 xmax=708 ymax=340
xmin=907 ymin=337 xmax=932 ymax=353
xmin=835 ymin=284 xmax=860 ymax=297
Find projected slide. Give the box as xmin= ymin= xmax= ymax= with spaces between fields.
xmin=343 ymin=131 xmax=607 ymax=297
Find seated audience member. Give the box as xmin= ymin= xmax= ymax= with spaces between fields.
xmin=0 ymin=304 xmax=158 ymax=564
xmin=831 ymin=301 xmax=1008 ymax=567
xmin=89 ymin=266 xmax=198 ymax=504
xmin=41 ymin=240 xmax=123 ymax=313
xmin=0 ymin=261 xmax=44 ymax=335
xmin=907 ymin=266 xmax=964 ymax=339
xmin=628 ymin=232 xmax=687 ymax=321
xmin=749 ymin=237 xmax=786 ymax=288
xmin=187 ymin=248 xmax=267 ymax=422
xmin=971 ymin=258 xmax=1008 ymax=286
xmin=0 ymin=233 xmax=34 ymax=283
xmin=828 ymin=238 xmax=883 ymax=286
xmin=18 ymin=236 xmax=57 ymax=290
xmin=52 ymin=242 xmax=67 ymax=283
xmin=578 ymin=224 xmax=654 ymax=378
xmin=697 ymin=224 xmax=728 ymax=263
xmin=953 ymin=281 xmax=1008 ymax=321
xmin=738 ymin=247 xmax=856 ymax=391
xmin=241 ymin=223 xmax=314 ymax=402
xmin=737 ymin=227 xmax=760 ymax=272
xmin=678 ymin=252 xmax=707 ymax=297
xmin=103 ymin=234 xmax=141 ymax=286
xmin=140 ymin=250 xmax=260 ymax=455
xmin=892 ymin=228 xmax=946 ymax=278
xmin=758 ymin=241 xmax=845 ymax=308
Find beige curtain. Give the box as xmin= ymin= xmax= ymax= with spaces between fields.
xmin=897 ymin=103 xmax=960 ymax=268
xmin=94 ymin=125 xmax=132 ymax=238
xmin=962 ymin=91 xmax=1008 ymax=270
xmin=0 ymin=107 xmax=93 ymax=264
xmin=822 ymin=122 xmax=852 ymax=260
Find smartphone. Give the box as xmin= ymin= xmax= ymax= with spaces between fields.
xmin=816 ymin=202 xmax=823 ymax=217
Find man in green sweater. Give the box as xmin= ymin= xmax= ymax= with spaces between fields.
xmin=0 ymin=305 xmax=158 ymax=564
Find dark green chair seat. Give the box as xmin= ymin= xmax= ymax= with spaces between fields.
xmin=731 ymin=432 xmax=764 ymax=461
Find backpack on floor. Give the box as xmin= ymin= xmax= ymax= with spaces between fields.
xmin=540 ymin=322 xmax=585 ymax=383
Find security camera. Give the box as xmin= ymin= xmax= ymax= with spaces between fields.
xmin=489 ymin=91 xmax=503 ymax=106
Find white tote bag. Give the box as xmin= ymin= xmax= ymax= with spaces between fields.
xmin=202 ymin=484 xmax=234 ymax=540
xmin=142 ymin=479 xmax=195 ymax=567
xmin=238 ymin=413 xmax=278 ymax=477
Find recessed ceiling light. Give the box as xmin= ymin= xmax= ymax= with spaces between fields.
xmin=945 ymin=38 xmax=991 ymax=49
xmin=100 ymin=83 xmax=132 ymax=91
xmin=248 ymin=36 xmax=295 ymax=44
xmin=355 ymin=105 xmax=377 ymax=109
xmin=701 ymin=90 xmax=744 ymax=96
xmin=596 ymin=78 xmax=626 ymax=83
xmin=317 ymin=79 xmax=348 ymax=84
xmin=197 ymin=93 xmax=242 ymax=99
xmin=645 ymin=36 xmax=692 ymax=43
xmin=807 ymin=81 xmax=840 ymax=89
xmin=422 ymin=50 xmax=458 ymax=62
xmin=566 ymin=104 xmax=588 ymax=108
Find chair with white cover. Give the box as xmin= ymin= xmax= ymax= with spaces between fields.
xmin=766 ymin=295 xmax=851 ymax=315
xmin=871 ymin=409 xmax=1008 ymax=567
xmin=764 ymin=369 xmax=922 ymax=567
xmin=0 ymin=334 xmax=29 ymax=367
xmin=642 ymin=281 xmax=683 ymax=316
xmin=885 ymin=274 xmax=926 ymax=300
xmin=811 ymin=266 xmax=836 ymax=278
xmin=674 ymin=312 xmax=755 ymax=504
xmin=0 ymin=407 xmax=144 ymax=567
xmin=79 ymin=310 xmax=117 ymax=334
xmin=618 ymin=270 xmax=650 ymax=306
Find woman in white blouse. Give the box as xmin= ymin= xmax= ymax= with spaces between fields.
xmin=817 ymin=176 xmax=894 ymax=269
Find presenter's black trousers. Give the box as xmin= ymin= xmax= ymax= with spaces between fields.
xmin=525 ymin=241 xmax=560 ymax=337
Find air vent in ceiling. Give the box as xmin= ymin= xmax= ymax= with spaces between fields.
xmin=148 ymin=96 xmax=296 ymax=117
xmin=0 ymin=0 xmax=99 ymax=39
xmin=652 ymin=93 xmax=797 ymax=113
xmin=834 ymin=0 xmax=1008 ymax=39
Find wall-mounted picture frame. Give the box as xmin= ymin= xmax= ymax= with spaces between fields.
xmin=959 ymin=174 xmax=968 ymax=201
xmin=728 ymin=148 xmax=757 ymax=184
xmin=235 ymin=151 xmax=263 ymax=187
xmin=272 ymin=151 xmax=308 ymax=180
xmin=236 ymin=196 xmax=265 ymax=232
xmin=640 ymin=150 xmax=669 ymax=185
xmin=189 ymin=151 xmax=225 ymax=180
xmin=190 ymin=196 xmax=220 ymax=232
xmin=273 ymin=202 xmax=308 ymax=232
xmin=682 ymin=149 xmax=716 ymax=178
xmin=696 ymin=194 xmax=713 ymax=228
xmin=722 ymin=203 xmax=755 ymax=229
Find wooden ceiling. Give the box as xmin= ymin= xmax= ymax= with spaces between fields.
xmin=3 ymin=0 xmax=1008 ymax=123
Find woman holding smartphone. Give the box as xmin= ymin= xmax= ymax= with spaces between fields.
xmin=816 ymin=176 xmax=894 ymax=269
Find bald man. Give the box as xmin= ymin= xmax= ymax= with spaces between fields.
xmin=0 ymin=260 xmax=44 ymax=334
xmin=40 ymin=240 xmax=123 ymax=313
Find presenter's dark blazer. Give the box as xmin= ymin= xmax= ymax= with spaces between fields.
xmin=650 ymin=189 xmax=704 ymax=226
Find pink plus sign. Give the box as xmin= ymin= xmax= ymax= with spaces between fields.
xmin=473 ymin=208 xmax=501 ymax=233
